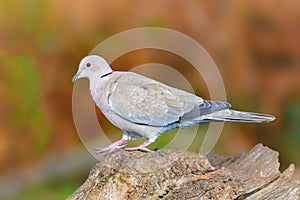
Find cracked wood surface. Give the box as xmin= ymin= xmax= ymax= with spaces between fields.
xmin=68 ymin=144 xmax=299 ymax=200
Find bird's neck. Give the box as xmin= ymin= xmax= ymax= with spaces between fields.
xmin=88 ymin=73 xmax=111 ymax=100
xmin=88 ymin=75 xmax=101 ymax=96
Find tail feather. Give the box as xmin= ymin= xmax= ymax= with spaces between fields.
xmin=206 ymin=109 xmax=275 ymax=123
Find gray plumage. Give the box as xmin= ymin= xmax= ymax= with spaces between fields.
xmin=72 ymin=55 xmax=275 ymax=152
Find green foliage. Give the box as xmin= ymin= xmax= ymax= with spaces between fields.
xmin=10 ymin=177 xmax=80 ymax=200
xmin=286 ymin=101 xmax=300 ymax=142
xmin=1 ymin=55 xmax=50 ymax=155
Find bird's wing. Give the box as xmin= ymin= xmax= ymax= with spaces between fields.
xmin=180 ymin=100 xmax=231 ymax=124
xmin=108 ymin=72 xmax=203 ymax=126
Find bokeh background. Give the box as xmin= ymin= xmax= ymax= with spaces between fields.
xmin=1 ymin=1 xmax=300 ymax=199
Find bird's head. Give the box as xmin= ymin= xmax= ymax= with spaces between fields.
xmin=72 ymin=55 xmax=113 ymax=83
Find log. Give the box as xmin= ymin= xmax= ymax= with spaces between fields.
xmin=68 ymin=144 xmax=299 ymax=200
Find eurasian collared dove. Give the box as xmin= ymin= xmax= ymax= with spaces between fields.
xmin=72 ymin=55 xmax=275 ymax=152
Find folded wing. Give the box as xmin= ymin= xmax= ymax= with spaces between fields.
xmin=108 ymin=72 xmax=203 ymax=126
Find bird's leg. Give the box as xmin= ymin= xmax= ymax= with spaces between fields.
xmin=125 ymin=137 xmax=156 ymax=152
xmin=95 ymin=139 xmax=128 ymax=153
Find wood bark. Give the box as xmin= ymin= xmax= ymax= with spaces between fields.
xmin=68 ymin=144 xmax=299 ymax=200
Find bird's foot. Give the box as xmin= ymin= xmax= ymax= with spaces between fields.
xmin=125 ymin=140 xmax=153 ymax=152
xmin=95 ymin=139 xmax=127 ymax=153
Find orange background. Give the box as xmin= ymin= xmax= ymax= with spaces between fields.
xmin=0 ymin=1 xmax=299 ymax=199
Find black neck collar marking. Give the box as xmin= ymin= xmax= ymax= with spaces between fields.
xmin=100 ymin=71 xmax=113 ymax=78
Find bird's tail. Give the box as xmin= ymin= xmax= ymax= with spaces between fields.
xmin=207 ymin=109 xmax=275 ymax=123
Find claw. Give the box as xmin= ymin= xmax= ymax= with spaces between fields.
xmin=95 ymin=139 xmax=127 ymax=153
xmin=124 ymin=139 xmax=154 ymax=152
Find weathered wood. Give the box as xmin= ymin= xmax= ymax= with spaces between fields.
xmin=68 ymin=144 xmax=299 ymax=200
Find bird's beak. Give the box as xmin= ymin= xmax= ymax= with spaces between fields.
xmin=72 ymin=71 xmax=81 ymax=83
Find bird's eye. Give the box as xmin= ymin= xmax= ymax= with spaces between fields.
xmin=85 ymin=62 xmax=92 ymax=68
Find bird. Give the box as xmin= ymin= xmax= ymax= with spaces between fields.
xmin=72 ymin=55 xmax=275 ymax=153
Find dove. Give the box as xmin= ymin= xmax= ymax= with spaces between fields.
xmin=72 ymin=55 xmax=275 ymax=152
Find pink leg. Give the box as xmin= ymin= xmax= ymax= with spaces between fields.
xmin=95 ymin=139 xmax=127 ymax=153
xmin=125 ymin=139 xmax=154 ymax=152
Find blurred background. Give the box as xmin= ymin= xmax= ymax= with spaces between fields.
xmin=1 ymin=0 xmax=300 ymax=199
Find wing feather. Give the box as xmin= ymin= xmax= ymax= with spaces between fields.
xmin=108 ymin=72 xmax=203 ymax=126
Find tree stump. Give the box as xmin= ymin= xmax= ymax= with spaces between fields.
xmin=68 ymin=144 xmax=299 ymax=200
